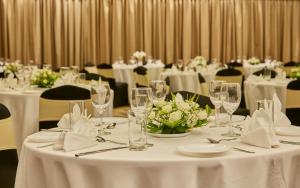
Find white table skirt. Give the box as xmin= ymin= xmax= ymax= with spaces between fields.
xmin=244 ymin=80 xmax=290 ymax=114
xmin=243 ymin=63 xmax=266 ymax=78
xmin=16 ymin=117 xmax=300 ymax=188
xmin=0 ymin=88 xmax=113 ymax=154
xmin=161 ymin=71 xmax=201 ymax=94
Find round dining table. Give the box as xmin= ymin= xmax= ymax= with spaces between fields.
xmin=15 ymin=117 xmax=300 ymax=188
xmin=0 ymin=86 xmax=114 ymax=154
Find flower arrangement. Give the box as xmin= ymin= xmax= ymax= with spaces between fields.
xmin=189 ymin=56 xmax=207 ymax=68
xmin=133 ymin=51 xmax=146 ymax=62
xmin=247 ymin=57 xmax=261 ymax=65
xmin=147 ymin=93 xmax=212 ymax=134
xmin=3 ymin=62 xmax=22 ymax=75
xmin=289 ymin=67 xmax=300 ymax=79
xmin=31 ymin=69 xmax=58 ymax=88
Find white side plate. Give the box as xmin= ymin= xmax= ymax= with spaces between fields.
xmin=177 ymin=143 xmax=230 ymax=157
xmin=275 ymin=126 xmax=300 ymax=137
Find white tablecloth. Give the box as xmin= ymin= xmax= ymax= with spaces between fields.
xmin=161 ymin=71 xmax=201 ymax=94
xmin=16 ymin=117 xmax=300 ymax=188
xmin=113 ymin=63 xmax=164 ymax=93
xmin=244 ymin=79 xmax=291 ymax=114
xmin=0 ymin=88 xmax=113 ymax=153
xmin=243 ymin=62 xmax=266 ymax=78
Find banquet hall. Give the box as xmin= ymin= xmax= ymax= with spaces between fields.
xmin=1 ymin=0 xmax=300 ymax=188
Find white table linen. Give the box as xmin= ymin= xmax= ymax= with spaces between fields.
xmin=16 ymin=117 xmax=300 ymax=188
xmin=0 ymin=88 xmax=113 ymax=153
xmin=161 ymin=70 xmax=202 ymax=94
xmin=244 ymin=78 xmax=291 ymax=114
xmin=243 ymin=62 xmax=266 ymax=78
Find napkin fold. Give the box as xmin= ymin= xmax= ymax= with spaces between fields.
xmin=28 ymin=132 xmax=61 ymax=143
xmin=273 ymin=93 xmax=291 ymax=127
xmin=241 ymin=109 xmax=279 ymax=149
xmin=57 ymin=104 xmax=82 ymax=129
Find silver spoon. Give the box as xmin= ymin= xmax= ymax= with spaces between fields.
xmin=97 ymin=136 xmax=127 ymax=145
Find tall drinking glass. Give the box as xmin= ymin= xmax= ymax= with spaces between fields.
xmin=149 ymin=80 xmax=167 ymax=104
xmin=221 ymin=83 xmax=241 ymax=137
xmin=177 ymin=59 xmax=183 ymax=71
xmin=69 ymin=101 xmax=85 ymax=130
xmin=209 ymin=80 xmax=225 ymax=127
xmin=91 ymin=83 xmax=111 ymax=135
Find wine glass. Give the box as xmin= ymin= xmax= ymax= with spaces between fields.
xmin=209 ymin=80 xmax=225 ymax=127
xmin=91 ymin=83 xmax=111 ymax=135
xmin=177 ymin=59 xmax=183 ymax=71
xmin=221 ymin=83 xmax=241 ymax=137
xmin=150 ymin=80 xmax=167 ymax=104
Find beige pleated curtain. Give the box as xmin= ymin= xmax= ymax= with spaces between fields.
xmin=0 ymin=0 xmax=300 ymax=68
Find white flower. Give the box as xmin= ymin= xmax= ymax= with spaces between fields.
xmin=153 ymin=99 xmax=166 ymax=107
xmin=133 ymin=51 xmax=146 ymax=60
xmin=177 ymin=101 xmax=190 ymax=111
xmin=169 ymin=111 xmax=182 ymax=122
xmin=43 ymin=79 xmax=48 ymax=84
xmin=248 ymin=57 xmax=260 ymax=65
xmin=175 ymin=93 xmax=184 ymax=103
xmin=148 ymin=111 xmax=156 ymax=120
xmin=187 ymin=113 xmax=198 ymax=127
xmin=197 ymin=110 xmax=208 ymax=120
xmin=161 ymin=104 xmax=172 ymax=114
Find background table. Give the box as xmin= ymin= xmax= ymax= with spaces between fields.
xmin=16 ymin=117 xmax=300 ymax=188
xmin=244 ymin=79 xmax=291 ymax=114
xmin=0 ymin=88 xmax=114 ymax=154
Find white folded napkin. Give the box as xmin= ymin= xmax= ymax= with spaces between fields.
xmin=241 ymin=109 xmax=279 ymax=149
xmin=273 ymin=94 xmax=291 ymax=127
xmin=28 ymin=132 xmax=61 ymax=143
xmin=57 ymin=104 xmax=82 ymax=129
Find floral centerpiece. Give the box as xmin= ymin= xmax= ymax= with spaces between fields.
xmin=147 ymin=93 xmax=212 ymax=134
xmin=133 ymin=51 xmax=146 ymax=64
xmin=247 ymin=57 xmax=261 ymax=65
xmin=3 ymin=62 xmax=22 ymax=75
xmin=31 ymin=69 xmax=58 ymax=88
xmin=189 ymin=56 xmax=207 ymax=68
xmin=289 ymin=67 xmax=300 ymax=79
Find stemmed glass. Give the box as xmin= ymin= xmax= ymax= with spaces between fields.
xmin=177 ymin=59 xmax=183 ymax=71
xmin=149 ymin=80 xmax=167 ymax=104
xmin=131 ymin=87 xmax=153 ymax=114
xmin=209 ymin=80 xmax=225 ymax=127
xmin=91 ymin=83 xmax=111 ymax=135
xmin=221 ymin=83 xmax=241 ymax=137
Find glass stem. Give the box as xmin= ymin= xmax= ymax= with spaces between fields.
xmin=228 ymin=113 xmax=234 ymax=134
xmin=215 ymin=106 xmax=220 ymax=127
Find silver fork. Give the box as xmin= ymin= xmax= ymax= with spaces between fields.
xmin=97 ymin=136 xmax=128 ymax=145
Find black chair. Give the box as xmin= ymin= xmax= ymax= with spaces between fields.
xmin=253 ymin=68 xmax=277 ymax=78
xmin=164 ymin=64 xmax=173 ymax=69
xmin=97 ymin=63 xmax=113 ymax=69
xmin=0 ymin=104 xmax=18 ymax=188
xmin=286 ymin=79 xmax=300 ymax=126
xmin=284 ymin=61 xmax=300 ymax=67
xmin=133 ymin=66 xmax=147 ymax=75
xmin=216 ymin=68 xmax=242 ymax=76
xmin=228 ymin=61 xmax=243 ymax=68
xmin=133 ymin=66 xmax=149 ymax=87
xmin=39 ymin=85 xmax=92 ymax=130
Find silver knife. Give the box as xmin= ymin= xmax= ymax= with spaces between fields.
xmin=280 ymin=140 xmax=300 ymax=145
xmin=75 ymin=146 xmax=129 ymax=157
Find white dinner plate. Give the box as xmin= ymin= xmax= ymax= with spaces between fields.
xmin=208 ymin=114 xmax=245 ymax=123
xmin=148 ymin=132 xmax=191 ymax=138
xmin=177 ymin=143 xmax=230 ymax=157
xmin=275 ymin=126 xmax=300 ymax=137
xmin=28 ymin=131 xmax=61 ymax=143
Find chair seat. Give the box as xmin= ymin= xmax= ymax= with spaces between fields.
xmin=0 ymin=149 xmax=18 ymax=188
xmin=113 ymin=106 xmax=130 ymax=117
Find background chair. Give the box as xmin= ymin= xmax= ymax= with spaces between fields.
xmin=39 ymin=85 xmax=92 ymax=130
xmin=84 ymin=62 xmax=98 ymax=74
xmin=133 ymin=66 xmax=149 ymax=87
xmin=282 ymin=61 xmax=300 ymax=75
xmin=286 ymin=79 xmax=300 ymax=126
xmin=253 ymin=68 xmax=277 ymax=78
xmin=215 ymin=68 xmax=243 ymax=86
xmin=97 ymin=63 xmax=114 ymax=79
xmin=0 ymin=104 xmax=18 ymax=188
xmin=228 ymin=61 xmax=244 ymax=75
xmin=198 ymin=73 xmax=209 ymax=96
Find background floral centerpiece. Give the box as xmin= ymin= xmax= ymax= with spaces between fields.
xmin=289 ymin=67 xmax=300 ymax=79
xmin=3 ymin=62 xmax=22 ymax=75
xmin=247 ymin=57 xmax=261 ymax=65
xmin=133 ymin=51 xmax=146 ymax=65
xmin=31 ymin=69 xmax=58 ymax=88
xmin=147 ymin=93 xmax=211 ymax=134
xmin=188 ymin=56 xmax=207 ymax=70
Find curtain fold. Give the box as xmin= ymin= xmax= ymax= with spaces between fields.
xmin=0 ymin=0 xmax=299 ymax=68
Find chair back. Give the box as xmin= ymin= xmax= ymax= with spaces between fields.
xmin=253 ymin=68 xmax=277 ymax=78
xmin=39 ymin=85 xmax=92 ymax=129
xmin=282 ymin=66 xmax=297 ymax=75
xmin=0 ymin=104 xmax=15 ymax=150
xmin=97 ymin=64 xmax=114 ymax=78
xmin=286 ymin=80 xmax=300 ymax=108
xmin=133 ymin=66 xmax=149 ymax=87
xmin=284 ymin=61 xmax=300 ymax=67
xmin=215 ymin=68 xmax=243 ymax=85
xmin=198 ymin=73 xmax=208 ymax=96
xmin=165 ymin=91 xmax=214 ymax=109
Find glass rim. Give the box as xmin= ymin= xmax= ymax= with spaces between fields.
xmin=132 ymin=87 xmax=152 ymax=91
